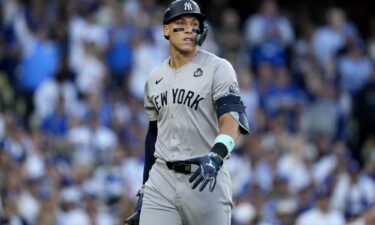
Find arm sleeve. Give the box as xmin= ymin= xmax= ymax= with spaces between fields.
xmin=143 ymin=121 xmax=157 ymax=184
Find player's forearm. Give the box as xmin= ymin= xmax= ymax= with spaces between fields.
xmin=218 ymin=113 xmax=240 ymax=141
xmin=209 ymin=113 xmax=240 ymax=159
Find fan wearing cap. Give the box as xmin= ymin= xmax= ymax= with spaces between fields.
xmin=124 ymin=0 xmax=250 ymax=225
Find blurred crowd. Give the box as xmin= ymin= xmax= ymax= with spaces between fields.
xmin=0 ymin=0 xmax=375 ymax=224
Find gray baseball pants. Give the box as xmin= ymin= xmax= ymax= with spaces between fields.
xmin=139 ymin=158 xmax=233 ymax=225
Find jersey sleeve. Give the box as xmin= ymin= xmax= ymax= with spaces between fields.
xmin=144 ymin=80 xmax=158 ymax=121
xmin=212 ymin=59 xmax=240 ymax=101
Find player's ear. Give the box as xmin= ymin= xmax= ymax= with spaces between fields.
xmin=163 ymin=25 xmax=170 ymax=40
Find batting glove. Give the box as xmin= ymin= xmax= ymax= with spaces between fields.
xmin=124 ymin=212 xmax=139 ymax=225
xmin=134 ymin=185 xmax=144 ymax=213
xmin=185 ymin=144 xmax=226 ymax=192
xmin=124 ymin=185 xmax=144 ymax=225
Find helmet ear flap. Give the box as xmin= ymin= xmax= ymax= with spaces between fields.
xmin=197 ymin=22 xmax=208 ymax=46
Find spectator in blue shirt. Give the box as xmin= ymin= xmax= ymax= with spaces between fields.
xmin=13 ymin=9 xmax=59 ymax=125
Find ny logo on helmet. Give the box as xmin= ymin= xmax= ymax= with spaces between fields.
xmin=184 ymin=2 xmax=193 ymax=10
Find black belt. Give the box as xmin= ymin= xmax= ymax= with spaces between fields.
xmin=166 ymin=161 xmax=195 ymax=174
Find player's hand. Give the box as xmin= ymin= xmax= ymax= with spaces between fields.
xmin=185 ymin=152 xmax=223 ymax=192
xmin=124 ymin=212 xmax=139 ymax=225
xmin=134 ymin=185 xmax=144 ymax=213
xmin=124 ymin=185 xmax=144 ymax=225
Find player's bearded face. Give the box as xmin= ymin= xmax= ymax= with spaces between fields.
xmin=164 ymin=16 xmax=200 ymax=53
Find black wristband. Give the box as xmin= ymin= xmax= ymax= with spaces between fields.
xmin=210 ymin=142 xmax=229 ymax=159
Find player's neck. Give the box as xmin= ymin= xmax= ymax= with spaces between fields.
xmin=169 ymin=48 xmax=198 ymax=69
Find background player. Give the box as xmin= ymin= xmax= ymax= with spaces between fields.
xmin=124 ymin=0 xmax=250 ymax=225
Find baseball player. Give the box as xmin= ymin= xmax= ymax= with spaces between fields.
xmin=124 ymin=0 xmax=250 ymax=225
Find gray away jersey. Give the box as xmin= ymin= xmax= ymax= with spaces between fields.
xmin=144 ymin=49 xmax=241 ymax=161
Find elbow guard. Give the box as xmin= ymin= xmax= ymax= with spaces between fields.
xmin=214 ymin=95 xmax=250 ymax=135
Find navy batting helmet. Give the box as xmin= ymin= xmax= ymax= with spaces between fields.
xmin=163 ymin=0 xmax=207 ymax=45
